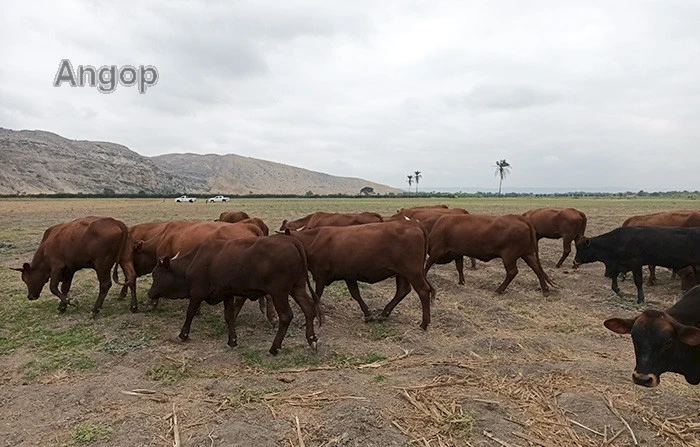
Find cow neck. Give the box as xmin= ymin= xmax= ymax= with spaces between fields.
xmin=666 ymin=288 xmax=700 ymax=328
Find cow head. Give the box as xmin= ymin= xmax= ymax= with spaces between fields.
xmin=605 ymin=310 xmax=700 ymax=387
xmin=132 ymin=239 xmax=159 ymax=277
xmin=12 ymin=262 xmax=49 ymax=300
xmin=573 ymin=237 xmax=598 ymax=265
xmin=147 ymin=255 xmax=188 ymax=300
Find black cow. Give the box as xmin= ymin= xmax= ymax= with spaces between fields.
xmin=604 ymin=285 xmax=700 ymax=387
xmin=574 ymin=226 xmax=700 ymax=303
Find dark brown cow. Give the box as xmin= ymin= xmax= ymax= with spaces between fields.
xmin=147 ymin=235 xmax=319 ymax=355
xmin=622 ymin=210 xmax=700 ymax=285
xmin=286 ymin=219 xmax=434 ymax=328
xmin=677 ymin=265 xmax=700 ymax=291
xmin=217 ymin=211 xmax=251 ymax=223
xmin=133 ymin=221 xmax=265 ymax=311
xmin=392 ymin=206 xmax=477 ymax=281
xmin=425 ymin=214 xmax=555 ymax=295
xmin=522 ymin=207 xmax=587 ymax=268
xmin=13 ymin=216 xmax=137 ymax=314
xmin=604 ymin=285 xmax=700 ymax=387
xmin=280 ymin=211 xmax=383 ymax=231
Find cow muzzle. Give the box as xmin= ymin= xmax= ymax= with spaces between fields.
xmin=27 ymin=293 xmax=39 ymax=301
xmin=632 ymin=371 xmax=659 ymax=387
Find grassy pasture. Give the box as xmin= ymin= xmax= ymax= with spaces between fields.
xmin=0 ymin=196 xmax=699 ymax=446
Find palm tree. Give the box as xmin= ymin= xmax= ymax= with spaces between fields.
xmin=407 ymin=175 xmax=414 ymax=193
xmin=494 ymin=159 xmax=511 ymax=196
xmin=414 ymin=171 xmax=421 ymax=193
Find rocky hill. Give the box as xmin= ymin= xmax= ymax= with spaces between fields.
xmin=0 ymin=128 xmax=399 ymax=195
xmin=151 ymin=153 xmax=398 ymax=195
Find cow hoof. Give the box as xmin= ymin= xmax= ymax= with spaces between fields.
xmin=58 ymin=302 xmax=68 ymax=313
xmin=310 ymin=340 xmax=318 ymax=352
xmin=269 ymin=346 xmax=279 ymax=356
xmin=364 ymin=314 xmax=375 ymax=323
xmin=458 ymin=280 xmax=465 ymax=285
xmin=91 ymin=310 xmax=100 ymax=318
xmin=130 ymin=306 xmax=138 ymax=314
xmin=227 ymin=339 xmax=237 ymax=348
xmin=420 ymin=322 xmax=429 ymax=330
xmin=542 ymin=289 xmax=550 ymax=297
xmin=178 ymin=333 xmax=189 ymax=342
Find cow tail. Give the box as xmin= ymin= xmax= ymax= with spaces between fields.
xmin=294 ymin=239 xmax=324 ymax=326
xmin=578 ymin=211 xmax=588 ymax=240
xmin=416 ymin=219 xmax=437 ymax=301
xmin=112 ymin=220 xmax=129 ymax=286
xmin=529 ymin=220 xmax=557 ymax=288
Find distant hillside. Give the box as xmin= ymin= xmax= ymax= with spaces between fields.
xmin=151 ymin=153 xmax=399 ymax=195
xmin=0 ymin=128 xmax=399 ymax=195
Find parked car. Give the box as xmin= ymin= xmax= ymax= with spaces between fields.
xmin=175 ymin=195 xmax=196 ymax=203
xmin=206 ymin=195 xmax=230 ymax=203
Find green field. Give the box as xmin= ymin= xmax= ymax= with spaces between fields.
xmin=0 ymin=197 xmax=699 ymax=446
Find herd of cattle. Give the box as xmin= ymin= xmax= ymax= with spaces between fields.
xmin=11 ymin=206 xmax=700 ymax=387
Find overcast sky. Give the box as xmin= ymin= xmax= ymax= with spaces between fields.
xmin=1 ymin=1 xmax=699 ymax=192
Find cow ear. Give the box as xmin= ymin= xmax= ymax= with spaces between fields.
xmin=23 ymin=262 xmax=31 ymax=271
xmin=579 ymin=236 xmax=590 ymax=248
xmin=604 ymin=317 xmax=636 ymax=334
xmin=134 ymin=240 xmax=144 ymax=252
xmin=159 ymin=256 xmax=171 ymax=269
xmin=678 ymin=324 xmax=700 ymax=346
xmin=284 ymin=228 xmax=291 ymax=235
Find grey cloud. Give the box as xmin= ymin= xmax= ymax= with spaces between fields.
xmin=459 ymin=85 xmax=561 ymax=110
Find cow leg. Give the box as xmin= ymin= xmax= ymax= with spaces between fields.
xmin=60 ymin=270 xmax=75 ymax=301
xmin=647 ymin=265 xmax=656 ymax=286
xmin=495 ymin=258 xmax=518 ymax=294
xmin=91 ymin=267 xmax=112 ymax=316
xmin=611 ymin=274 xmax=621 ymax=296
xmin=269 ymin=295 xmax=294 ymax=356
xmin=469 ymin=257 xmax=477 ymax=270
xmin=223 ymin=298 xmax=244 ymax=347
xmin=289 ymin=285 xmax=318 ymax=350
xmin=179 ymin=298 xmax=202 ymax=342
xmin=522 ymin=254 xmax=550 ymax=296
xmin=411 ymin=275 xmax=433 ymax=330
xmin=259 ymin=295 xmax=277 ymax=326
xmin=555 ymin=237 xmax=573 ymax=268
xmin=455 ymin=257 xmax=465 ymax=285
xmin=120 ymin=261 xmax=138 ymax=313
xmin=632 ymin=267 xmax=645 ymax=303
xmin=345 ymin=280 xmax=374 ymax=322
xmin=378 ymin=275 xmax=413 ymax=323
xmin=49 ymin=267 xmax=71 ymax=312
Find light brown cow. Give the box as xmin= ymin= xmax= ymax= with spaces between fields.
xmin=280 ymin=212 xmax=383 ymax=231
xmin=425 ymin=214 xmax=555 ymax=295
xmin=286 ymin=219 xmax=434 ymax=329
xmin=522 ymin=207 xmax=587 ymax=268
xmin=217 ymin=211 xmax=251 ymax=223
xmin=622 ymin=210 xmax=700 ymax=285
xmin=14 ymin=216 xmax=137 ymax=314
xmin=391 ymin=206 xmax=477 ymax=281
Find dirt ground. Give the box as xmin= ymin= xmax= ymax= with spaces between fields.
xmin=1 ymin=197 xmax=699 ymax=447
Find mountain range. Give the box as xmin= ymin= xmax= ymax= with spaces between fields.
xmin=0 ymin=128 xmax=399 ymax=195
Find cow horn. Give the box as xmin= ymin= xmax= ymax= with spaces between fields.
xmin=171 ymin=252 xmax=180 ymax=260
xmin=9 ymin=267 xmax=24 ymax=272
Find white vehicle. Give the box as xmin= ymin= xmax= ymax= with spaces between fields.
xmin=206 ymin=195 xmax=230 ymax=203
xmin=175 ymin=195 xmax=197 ymax=203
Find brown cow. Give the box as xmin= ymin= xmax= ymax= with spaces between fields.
xmin=237 ymin=218 xmax=270 ymax=236
xmin=13 ymin=216 xmax=137 ymax=314
xmin=217 ymin=211 xmax=251 ymax=223
xmin=133 ymin=221 xmax=265 ymax=312
xmin=286 ymin=219 xmax=434 ymax=328
xmin=280 ymin=211 xmax=383 ymax=231
xmin=147 ymin=235 xmax=319 ymax=355
xmin=522 ymin=207 xmax=587 ymax=268
xmin=622 ymin=210 xmax=700 ymax=285
xmin=425 ymin=214 xmax=555 ymax=295
xmin=392 ymin=206 xmax=477 ymax=281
